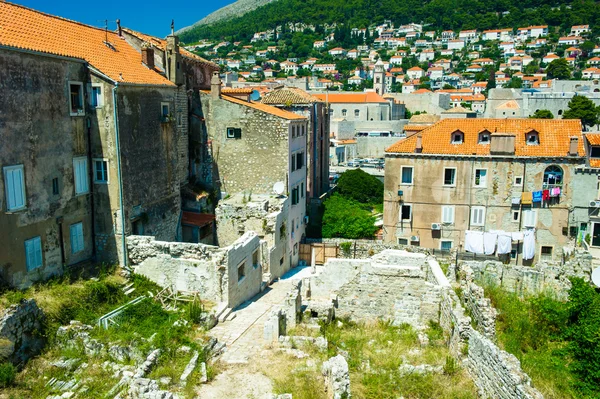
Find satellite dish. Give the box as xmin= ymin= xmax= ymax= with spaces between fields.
xmin=592 ymin=267 xmax=600 ymax=288
xmin=273 ymin=181 xmax=285 ymax=196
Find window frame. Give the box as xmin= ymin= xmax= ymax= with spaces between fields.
xmin=252 ymin=250 xmax=260 ymax=269
xmin=473 ymin=168 xmax=487 ymax=188
xmin=512 ymin=210 xmax=520 ymax=223
xmin=89 ymin=83 xmax=103 ymax=108
xmin=522 ymin=209 xmax=537 ymax=227
xmin=93 ymin=158 xmax=109 ymax=184
xmin=70 ymin=222 xmax=84 ymax=255
xmin=399 ymin=203 xmax=412 ymax=221
xmin=226 ymin=127 xmax=242 ymax=139
xmin=470 ymin=206 xmax=486 ymax=227
xmin=73 ymin=157 xmax=89 ymax=195
xmin=68 ymin=81 xmax=85 ymax=116
xmin=441 ymin=205 xmax=455 ymax=224
xmin=440 ymin=240 xmax=453 ymax=251
xmin=451 ymin=131 xmax=464 ymax=144
xmin=443 ymin=167 xmax=457 ymax=187
xmin=514 ymin=176 xmax=523 ymax=186
xmin=478 ymin=132 xmax=490 ymax=144
xmin=400 ymin=166 xmax=414 ymax=185
xmin=24 ymin=236 xmax=43 ymax=271
xmin=342 ymin=109 xmax=347 ymax=117
xmin=161 ymin=102 xmax=170 ymax=118
xmin=3 ymin=164 xmax=26 ymax=212
xmin=237 ymin=261 xmax=246 ymax=283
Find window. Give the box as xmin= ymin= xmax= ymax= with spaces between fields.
xmin=93 ymin=159 xmax=108 ymax=184
xmin=443 ymin=168 xmax=456 ymax=186
xmin=540 ymin=246 xmax=553 ymax=260
xmin=90 ymin=84 xmax=103 ymax=108
xmin=543 ymin=165 xmax=563 ymax=187
xmin=52 ymin=178 xmax=59 ymax=196
xmin=301 ymin=182 xmax=304 ymax=198
xmin=70 ymin=222 xmax=84 ymax=254
xmin=474 ymin=169 xmax=487 ymax=187
xmin=514 ymin=176 xmax=523 ymax=186
xmin=470 ymin=206 xmax=485 ymax=226
xmin=401 ymin=166 xmax=413 ymax=185
xmin=451 ymin=131 xmax=464 ymax=144
xmin=291 ymin=186 xmax=300 ymax=205
xmin=478 ymin=132 xmax=490 ymax=144
xmin=400 ymin=204 xmax=412 ymax=221
xmin=355 ymin=109 xmax=360 ymax=118
xmin=237 ymin=262 xmax=245 ymax=282
xmin=397 ymin=238 xmax=409 ymax=245
xmin=296 ymin=152 xmax=304 ymax=170
xmin=512 ymin=210 xmax=520 ymax=222
xmin=440 ymin=240 xmax=453 ymax=251
xmin=73 ymin=157 xmax=89 ymax=195
xmin=69 ymin=82 xmax=84 ymax=116
xmin=441 ymin=206 xmax=455 ymax=224
xmin=522 ymin=209 xmax=536 ymax=227
xmin=291 ymin=154 xmax=296 ymax=171
xmin=292 ymin=126 xmax=296 ymax=138
xmin=591 ymin=147 xmax=600 ymax=158
xmin=252 ymin=250 xmax=259 ymax=268
xmin=3 ymin=165 xmax=26 ymax=211
xmin=526 ymin=131 xmax=539 ymax=145
xmin=226 ymin=127 xmax=242 ymax=139
xmin=161 ymin=102 xmax=170 ymax=119
xmin=25 ymin=236 xmax=42 ymax=271
xmin=342 ymin=109 xmax=347 ymax=117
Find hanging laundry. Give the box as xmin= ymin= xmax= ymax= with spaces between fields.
xmin=542 ymin=190 xmax=550 ymax=201
xmin=550 ymin=187 xmax=561 ymax=197
xmin=532 ymin=191 xmax=543 ymax=203
xmin=465 ymin=230 xmax=484 ymax=254
xmin=511 ymin=197 xmax=521 ymax=205
xmin=521 ymin=192 xmax=533 ymax=205
xmin=483 ymin=232 xmax=498 ymax=255
xmin=522 ymin=230 xmax=536 ymax=260
xmin=497 ymin=233 xmax=512 ymax=254
xmin=511 ymin=232 xmax=524 ymax=241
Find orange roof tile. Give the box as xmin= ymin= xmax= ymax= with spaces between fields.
xmin=586 ymin=134 xmax=600 ymax=146
xmin=0 ymin=2 xmax=174 ymax=86
xmin=312 ymin=92 xmax=388 ymax=104
xmin=386 ymin=119 xmax=584 ymax=157
xmin=590 ymin=159 xmax=600 ymax=168
xmin=222 ymin=88 xmax=254 ymax=94
xmin=205 ymin=92 xmax=306 ymax=120
xmin=404 ymin=125 xmax=428 ymax=131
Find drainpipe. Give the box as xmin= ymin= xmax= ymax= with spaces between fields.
xmin=112 ymin=83 xmax=128 ymax=268
xmin=85 ymin=116 xmax=96 ymax=257
xmin=312 ymin=103 xmax=318 ymax=198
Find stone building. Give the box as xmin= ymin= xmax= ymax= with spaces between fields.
xmin=0 ymin=3 xmax=217 ymax=287
xmin=200 ymin=77 xmax=308 ymax=267
xmin=383 ymin=118 xmax=589 ymax=264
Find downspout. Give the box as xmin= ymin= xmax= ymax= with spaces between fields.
xmin=112 ymin=83 xmax=128 ymax=268
xmin=312 ymin=103 xmax=318 ymax=198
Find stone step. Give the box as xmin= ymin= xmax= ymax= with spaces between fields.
xmin=218 ymin=308 xmax=233 ymax=323
xmin=214 ymin=302 xmax=228 ymax=320
xmin=122 ymin=283 xmax=134 ymax=291
xmin=225 ymin=312 xmax=237 ymax=322
xmin=124 ymin=287 xmax=136 ymax=296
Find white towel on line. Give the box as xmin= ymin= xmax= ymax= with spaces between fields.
xmin=465 ymin=230 xmax=484 ymax=254
xmin=522 ymin=230 xmax=536 ymax=260
xmin=497 ymin=233 xmax=512 ymax=255
xmin=483 ymin=232 xmax=497 ymax=255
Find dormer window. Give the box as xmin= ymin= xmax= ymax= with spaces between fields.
xmin=478 ymin=132 xmax=490 ymax=144
xmin=451 ymin=131 xmax=464 ymax=144
xmin=526 ymin=131 xmax=539 ymax=145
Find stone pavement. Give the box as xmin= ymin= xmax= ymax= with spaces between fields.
xmin=209 ymin=266 xmax=315 ymax=364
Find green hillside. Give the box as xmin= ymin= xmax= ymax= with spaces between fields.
xmin=180 ymin=0 xmax=600 ymax=44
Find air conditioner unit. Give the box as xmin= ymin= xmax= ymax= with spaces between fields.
xmin=590 ymin=201 xmax=600 ymax=208
xmin=410 ymin=235 xmax=420 ymax=242
xmin=431 ymin=223 xmax=442 ymax=230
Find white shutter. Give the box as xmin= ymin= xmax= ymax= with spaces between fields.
xmin=4 ymin=165 xmax=26 ymax=211
xmin=471 ymin=206 xmax=485 ymax=226
xmin=73 ymin=158 xmax=89 ymax=194
xmin=523 ymin=210 xmax=536 ymax=227
xmin=442 ymin=206 xmax=455 ymax=224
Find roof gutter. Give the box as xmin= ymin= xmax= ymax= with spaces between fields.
xmin=112 ymin=83 xmax=129 ymax=269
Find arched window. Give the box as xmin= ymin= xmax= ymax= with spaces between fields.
xmin=342 ymin=109 xmax=347 ymax=117
xmin=543 ymin=165 xmax=563 ymax=187
xmin=558 ymin=109 xmax=563 ymax=115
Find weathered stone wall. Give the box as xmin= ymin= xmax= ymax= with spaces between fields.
xmin=0 ymin=49 xmax=93 ymax=287
xmin=0 ymin=299 xmax=45 ymax=367
xmin=306 ymin=238 xmax=437 ymax=259
xmin=458 ymin=263 xmax=497 ymax=339
xmin=463 ymin=250 xmax=593 ymax=299
xmin=127 ymin=232 xmax=261 ymax=309
xmin=356 ymin=136 xmax=404 ymax=158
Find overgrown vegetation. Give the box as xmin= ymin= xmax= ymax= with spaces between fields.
xmin=321 ymin=169 xmax=383 ymax=239
xmin=483 ymin=278 xmax=600 ymax=399
xmin=1 ymin=267 xmax=213 ymax=398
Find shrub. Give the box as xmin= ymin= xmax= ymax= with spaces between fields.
xmin=336 ymin=169 xmax=383 ymax=205
xmin=321 ymin=195 xmax=377 ymax=239
xmin=0 ymin=362 xmax=16 ymax=388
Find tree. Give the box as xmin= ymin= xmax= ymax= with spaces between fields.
xmin=530 ymin=109 xmax=554 ymax=119
xmin=563 ymin=96 xmax=600 ymax=129
xmin=506 ymin=77 xmax=523 ymax=89
xmin=321 ymin=194 xmax=378 ymax=239
xmin=336 ymin=169 xmax=383 ymax=204
xmin=546 ymin=58 xmax=572 ymax=80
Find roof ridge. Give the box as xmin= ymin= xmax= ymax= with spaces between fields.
xmin=2 ymin=1 xmax=122 ymax=38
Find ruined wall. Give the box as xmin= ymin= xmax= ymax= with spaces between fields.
xmin=127 ymin=232 xmax=261 ymax=308
xmin=306 ymin=238 xmax=435 ymax=259
xmin=462 ymin=250 xmax=592 ymax=299
xmin=458 ymin=263 xmax=497 ymax=339
xmin=0 ymin=49 xmax=93 ymax=287
xmin=0 ymin=299 xmax=46 ymax=366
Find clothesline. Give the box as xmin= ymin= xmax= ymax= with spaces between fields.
xmin=519 ymin=187 xmax=560 ymax=205
xmin=464 ymin=229 xmax=535 ymax=260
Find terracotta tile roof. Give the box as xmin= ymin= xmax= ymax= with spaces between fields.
xmin=201 ymin=91 xmax=306 ymax=120
xmin=404 ymin=124 xmax=428 ymax=131
xmin=586 ymin=134 xmax=600 ymax=145
xmin=312 ymin=92 xmax=388 ymax=104
xmin=496 ymin=100 xmax=521 ymax=110
xmin=413 ymin=89 xmax=432 ymax=94
xmin=222 ymin=88 xmax=254 ymax=94
xmin=261 ymin=87 xmax=322 ymax=105
xmin=121 ymin=28 xmax=217 ymax=68
xmin=409 ymin=114 xmax=440 ymax=124
xmin=386 ymin=119 xmax=585 ymax=157
xmin=590 ymin=159 xmax=600 ymax=168
xmin=0 ymin=2 xmax=174 ymax=86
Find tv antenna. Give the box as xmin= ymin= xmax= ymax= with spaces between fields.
xmin=98 ymin=19 xmax=117 ymax=44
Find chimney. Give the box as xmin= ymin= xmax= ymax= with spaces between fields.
xmin=415 ymin=134 xmax=423 ymax=153
xmin=141 ymin=43 xmax=154 ymax=69
xmin=116 ymin=19 xmax=122 ymax=37
xmin=569 ymin=136 xmax=579 ymax=156
xmin=166 ymin=32 xmax=184 ymax=85
xmin=211 ymin=71 xmax=222 ymax=99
